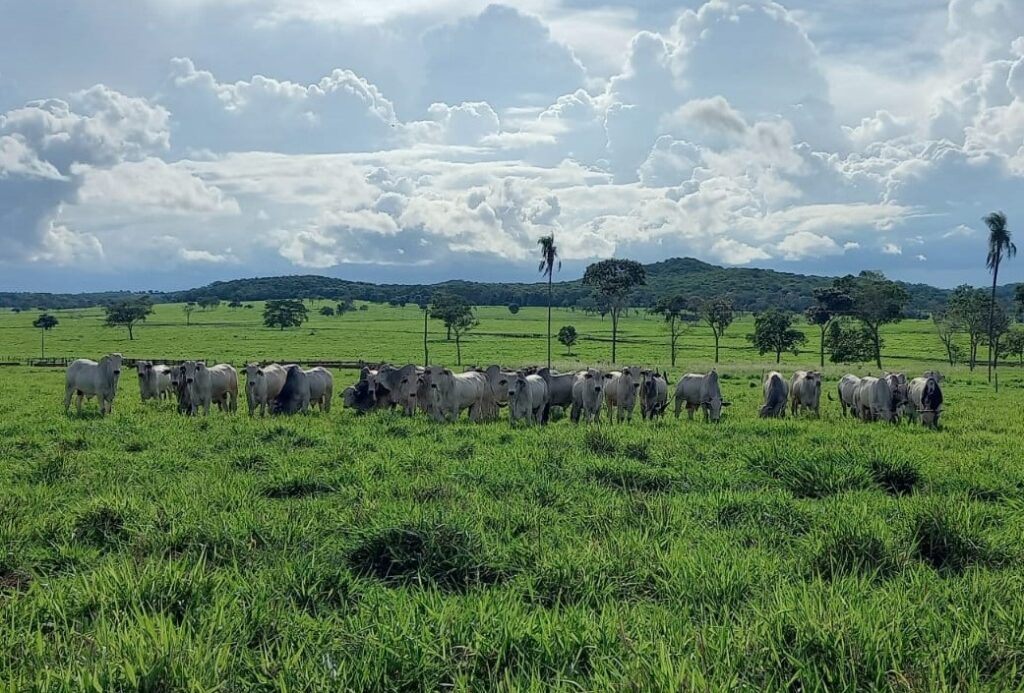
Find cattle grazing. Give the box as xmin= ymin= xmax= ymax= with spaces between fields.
xmin=272 ymin=365 xmax=310 ymax=415
xmin=673 ymin=370 xmax=730 ymax=422
xmin=64 ymin=353 xmax=123 ymax=416
xmin=884 ymin=372 xmax=909 ymax=421
xmin=789 ymin=370 xmax=822 ymax=417
xmin=907 ymin=375 xmax=943 ymax=429
xmin=508 ymin=371 xmax=548 ymax=426
xmin=640 ymin=370 xmax=669 ymax=420
xmin=922 ymin=370 xmax=943 ymax=383
xmin=538 ymin=367 xmax=576 ymax=423
xmin=604 ymin=366 xmax=643 ymax=423
xmin=571 ymin=369 xmax=611 ymax=423
xmin=375 ymin=364 xmax=422 ymax=416
xmin=180 ymin=361 xmax=238 ymax=416
xmin=836 ymin=374 xmax=861 ymax=418
xmin=760 ymin=371 xmax=788 ymax=418
xmin=423 ymin=366 xmax=491 ymax=422
xmin=304 ymin=367 xmax=334 ymax=412
xmin=243 ymin=363 xmax=289 ymax=417
xmin=853 ymin=376 xmax=896 ymax=423
xmin=136 ymin=360 xmax=173 ymax=401
xmin=341 ymin=371 xmax=378 ymax=414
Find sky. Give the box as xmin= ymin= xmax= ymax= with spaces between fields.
xmin=1 ymin=0 xmax=1022 ymax=293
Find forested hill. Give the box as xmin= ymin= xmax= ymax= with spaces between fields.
xmin=0 ymin=257 xmax=1005 ymax=314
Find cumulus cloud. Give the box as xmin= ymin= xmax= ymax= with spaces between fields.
xmin=882 ymin=242 xmax=902 ymax=255
xmin=776 ymin=231 xmax=847 ymax=260
xmin=710 ymin=237 xmax=771 ymax=265
xmin=76 ymin=158 xmax=240 ymax=214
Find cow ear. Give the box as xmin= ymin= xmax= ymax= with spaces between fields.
xmin=444 ymin=369 xmax=452 ymax=376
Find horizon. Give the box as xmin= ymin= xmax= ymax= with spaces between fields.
xmin=2 ymin=1 xmax=1023 ymax=293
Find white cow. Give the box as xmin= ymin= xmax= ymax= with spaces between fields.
xmin=884 ymin=372 xmax=909 ymax=421
xmin=423 ymin=367 xmax=491 ymax=422
xmin=243 ymin=363 xmax=289 ymax=417
xmin=604 ymin=366 xmax=643 ymax=423
xmin=182 ymin=361 xmax=238 ymax=416
xmin=375 ymin=364 xmax=423 ymax=416
xmin=136 ymin=361 xmax=173 ymax=401
xmin=571 ymin=369 xmax=611 ymax=423
xmin=508 ymin=372 xmax=548 ymax=426
xmin=836 ymin=374 xmax=861 ymax=418
xmin=64 ymin=353 xmax=123 ymax=416
xmin=538 ymin=367 xmax=577 ymax=423
xmin=304 ymin=367 xmax=334 ymax=412
xmin=789 ymin=370 xmax=822 ymax=417
xmin=854 ymin=376 xmax=896 ymax=423
xmin=673 ymin=371 xmax=730 ymax=422
xmin=760 ymin=371 xmax=788 ymax=419
xmin=907 ymin=375 xmax=944 ymax=429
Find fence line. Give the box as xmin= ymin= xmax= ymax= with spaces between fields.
xmin=0 ymin=356 xmax=379 ymax=370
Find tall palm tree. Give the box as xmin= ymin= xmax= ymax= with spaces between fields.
xmin=985 ymin=211 xmax=1015 ymax=382
xmin=538 ymin=235 xmax=560 ymax=370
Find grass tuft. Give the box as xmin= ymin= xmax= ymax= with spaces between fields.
xmin=263 ymin=479 xmax=336 ymax=499
xmin=811 ymin=526 xmax=899 ymax=580
xmin=910 ymin=504 xmax=1005 ymax=573
xmin=868 ymin=456 xmax=921 ymax=496
xmin=588 ymin=462 xmax=677 ymax=493
xmin=348 ymin=523 xmax=503 ymax=592
xmin=72 ymin=502 xmax=133 ymax=548
xmin=584 ymin=430 xmax=617 ymax=457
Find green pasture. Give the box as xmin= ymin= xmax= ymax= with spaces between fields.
xmin=2 ymin=303 xmax=1024 ymax=688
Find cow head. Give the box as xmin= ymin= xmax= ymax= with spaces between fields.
xmin=102 ymin=353 xmax=123 ymax=377
xmin=508 ymin=371 xmax=527 ymax=400
xmin=703 ymin=370 xmax=728 ymax=422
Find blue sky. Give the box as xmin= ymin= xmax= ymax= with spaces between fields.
xmin=1 ymin=0 xmax=1022 ymax=292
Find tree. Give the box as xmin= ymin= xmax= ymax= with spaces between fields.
xmin=319 ymin=306 xmax=335 ymax=317
xmin=650 ymin=294 xmax=692 ymax=367
xmin=336 ymin=298 xmax=355 ymax=316
xmin=832 ymin=272 xmax=909 ymax=369
xmin=430 ymin=292 xmax=465 ymax=341
xmin=824 ymin=319 xmax=876 ymax=364
xmin=984 ymin=211 xmax=1015 ymax=381
xmin=197 ymin=297 xmax=220 ymax=311
xmin=747 ymin=309 xmax=807 ymax=363
xmin=446 ymin=304 xmax=478 ymax=366
xmin=933 ymin=310 xmax=962 ymax=367
xmin=183 ymin=302 xmax=197 ymax=326
xmin=32 ymin=313 xmax=58 ymax=358
xmin=538 ymin=235 xmax=560 ymax=369
xmin=699 ymin=298 xmax=734 ymax=363
xmin=228 ymin=300 xmax=243 ymax=309
xmin=947 ymin=286 xmax=990 ymax=370
xmin=982 ymin=299 xmax=1011 ymax=371
xmin=263 ymin=299 xmax=308 ymax=330
xmin=508 ymin=303 xmax=520 ymax=315
xmin=1001 ymin=326 xmax=1024 ymax=365
xmin=1015 ymin=284 xmax=1024 ymax=320
xmin=557 ymin=325 xmax=578 ymax=355
xmin=805 ymin=287 xmax=853 ymax=368
xmin=581 ymin=259 xmax=646 ymax=362
xmin=103 ymin=298 xmax=153 ymax=341
xmin=417 ymin=297 xmax=430 ymax=365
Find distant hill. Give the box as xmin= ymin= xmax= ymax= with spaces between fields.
xmin=0 ymin=258 xmax=1013 ymax=315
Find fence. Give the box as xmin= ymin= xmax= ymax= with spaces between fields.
xmin=0 ymin=356 xmax=380 ymax=370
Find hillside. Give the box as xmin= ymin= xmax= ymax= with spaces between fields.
xmin=0 ymin=257 xmax=1007 ymax=314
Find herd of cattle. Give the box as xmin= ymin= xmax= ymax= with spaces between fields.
xmin=61 ymin=354 xmax=945 ymax=429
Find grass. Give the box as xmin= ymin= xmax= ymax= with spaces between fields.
xmin=2 ymin=303 xmax=1024 ymax=687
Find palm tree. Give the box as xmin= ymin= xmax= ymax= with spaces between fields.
xmin=538 ymin=235 xmax=560 ymax=370
xmin=985 ymin=211 xmax=1015 ymax=382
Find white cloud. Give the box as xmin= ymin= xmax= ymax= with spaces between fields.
xmin=76 ymin=158 xmax=240 ymax=215
xmin=776 ymin=230 xmax=847 ymax=261
xmin=882 ymin=242 xmax=902 ymax=255
xmin=710 ymin=237 xmax=771 ymax=265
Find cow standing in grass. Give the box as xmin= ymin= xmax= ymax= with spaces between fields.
xmin=760 ymin=371 xmax=788 ymax=418
xmin=605 ymin=366 xmax=643 ymax=423
xmin=508 ymin=371 xmax=548 ymax=426
xmin=64 ymin=353 xmax=123 ymax=416
xmin=571 ymin=369 xmax=611 ymax=423
xmin=790 ymin=370 xmax=822 ymax=418
xmin=673 ymin=371 xmax=729 ymax=422
xmin=640 ymin=370 xmax=669 ymax=420
xmin=907 ymin=375 xmax=943 ymax=429
xmin=136 ymin=361 xmax=173 ymax=401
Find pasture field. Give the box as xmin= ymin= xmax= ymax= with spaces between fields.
xmin=3 ymin=305 xmax=1024 ymax=688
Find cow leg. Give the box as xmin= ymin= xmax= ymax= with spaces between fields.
xmin=64 ymin=386 xmax=74 ymax=414
xmin=687 ymin=405 xmax=696 ymax=421
xmin=76 ymin=392 xmax=84 ymax=415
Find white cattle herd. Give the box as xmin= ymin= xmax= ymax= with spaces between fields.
xmin=62 ymin=354 xmax=945 ymax=429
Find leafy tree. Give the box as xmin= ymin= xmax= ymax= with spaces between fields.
xmin=805 ymin=286 xmax=853 ymax=368
xmin=650 ymin=294 xmax=692 ymax=367
xmin=197 ymin=296 xmax=220 ymax=311
xmin=417 ymin=296 xmax=430 ymax=365
xmin=832 ymin=271 xmax=909 ymax=369
xmin=263 ymin=299 xmax=308 ymax=330
xmin=982 ymin=299 xmax=1011 ymax=370
xmin=508 ymin=303 xmax=520 ymax=315
xmin=441 ymin=303 xmax=478 ymax=366
xmin=103 ymin=297 xmax=154 ymax=340
xmin=932 ymin=309 xmax=962 ymax=367
xmin=538 ymin=235 xmax=560 ymax=369
xmin=557 ymin=325 xmax=578 ymax=355
xmin=947 ymin=286 xmax=990 ymax=370
xmin=336 ymin=298 xmax=355 ymax=316
xmin=984 ymin=211 xmax=1015 ymax=381
xmin=228 ymin=300 xmax=243 ymax=308
xmin=431 ymin=291 xmax=467 ymax=341
xmin=824 ymin=319 xmax=876 ymax=364
xmin=1015 ymin=284 xmax=1024 ymax=320
xmin=699 ymin=298 xmax=734 ymax=363
xmin=183 ymin=302 xmax=197 ymax=326
xmin=319 ymin=306 xmax=335 ymax=317
xmin=358 ymin=305 xmax=368 ymax=311
xmin=581 ymin=259 xmax=646 ymax=362
xmin=747 ymin=309 xmax=807 ymax=363
xmin=32 ymin=313 xmax=58 ymax=358
xmin=1001 ymin=326 xmax=1024 ymax=365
